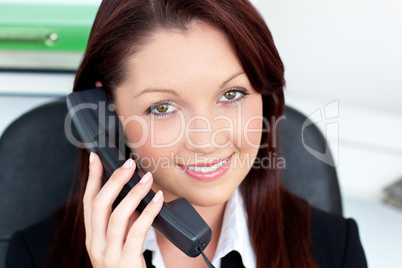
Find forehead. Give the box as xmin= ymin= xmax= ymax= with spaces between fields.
xmin=121 ymin=22 xmax=244 ymax=92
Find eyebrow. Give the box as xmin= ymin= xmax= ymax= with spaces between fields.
xmin=220 ymin=71 xmax=245 ymax=88
xmin=134 ymin=71 xmax=245 ymax=98
xmin=135 ymin=88 xmax=179 ymax=98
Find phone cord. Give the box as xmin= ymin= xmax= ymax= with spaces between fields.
xmin=199 ymin=247 xmax=215 ymax=268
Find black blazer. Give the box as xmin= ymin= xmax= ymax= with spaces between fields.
xmin=5 ymin=207 xmax=367 ymax=268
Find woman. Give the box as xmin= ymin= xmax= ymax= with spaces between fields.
xmin=6 ymin=0 xmax=367 ymax=267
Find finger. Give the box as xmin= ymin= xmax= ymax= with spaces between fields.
xmin=126 ymin=211 xmax=141 ymax=238
xmin=90 ymin=158 xmax=136 ymax=248
xmin=105 ymin=172 xmax=153 ymax=258
xmin=121 ymin=190 xmax=164 ymax=259
xmin=83 ymin=152 xmax=103 ymax=245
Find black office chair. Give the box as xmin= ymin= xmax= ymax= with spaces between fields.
xmin=279 ymin=106 xmax=342 ymax=214
xmin=0 ymin=99 xmax=342 ymax=268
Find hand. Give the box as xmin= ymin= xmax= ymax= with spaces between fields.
xmin=83 ymin=152 xmax=164 ymax=268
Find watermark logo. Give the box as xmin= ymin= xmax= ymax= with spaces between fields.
xmin=302 ymin=100 xmax=339 ymax=167
xmin=64 ymin=100 xmax=339 ymax=170
xmin=64 ymin=101 xmax=275 ymax=151
xmin=128 ymin=151 xmax=286 ymax=173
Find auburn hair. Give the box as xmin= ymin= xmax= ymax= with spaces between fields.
xmin=46 ymin=1 xmax=317 ymax=267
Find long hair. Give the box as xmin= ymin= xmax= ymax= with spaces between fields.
xmin=47 ymin=1 xmax=317 ymax=267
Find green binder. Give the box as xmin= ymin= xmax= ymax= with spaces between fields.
xmin=0 ymin=3 xmax=98 ymax=70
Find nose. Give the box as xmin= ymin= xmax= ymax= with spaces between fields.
xmin=184 ymin=111 xmax=231 ymax=153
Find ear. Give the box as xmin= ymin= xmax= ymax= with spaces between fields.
xmin=95 ymin=81 xmax=103 ymax=87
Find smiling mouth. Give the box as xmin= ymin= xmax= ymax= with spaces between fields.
xmin=185 ymin=157 xmax=229 ymax=173
xmin=176 ymin=154 xmax=233 ymax=181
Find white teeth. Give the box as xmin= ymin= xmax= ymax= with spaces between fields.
xmin=186 ymin=158 xmax=228 ymax=173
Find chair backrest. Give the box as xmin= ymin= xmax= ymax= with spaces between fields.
xmin=0 ymin=99 xmax=342 ymax=268
xmin=0 ymin=99 xmax=77 ymax=268
xmin=279 ymin=106 xmax=342 ymax=215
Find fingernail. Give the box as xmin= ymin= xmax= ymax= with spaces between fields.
xmin=140 ymin=172 xmax=152 ymax=184
xmin=89 ymin=152 xmax=94 ymax=164
xmin=153 ymin=190 xmax=163 ymax=202
xmin=123 ymin=159 xmax=134 ymax=169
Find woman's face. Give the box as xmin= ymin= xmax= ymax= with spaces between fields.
xmin=115 ymin=22 xmax=263 ymax=207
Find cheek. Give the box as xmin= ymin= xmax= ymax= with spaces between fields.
xmin=241 ymin=114 xmax=263 ymax=148
xmin=130 ymin=144 xmax=171 ymax=174
xmin=122 ymin=116 xmax=184 ymax=149
xmin=150 ymin=116 xmax=185 ymax=146
xmin=123 ymin=118 xmax=180 ymax=173
xmin=237 ymin=96 xmax=263 ymax=151
xmin=121 ymin=117 xmax=149 ymax=146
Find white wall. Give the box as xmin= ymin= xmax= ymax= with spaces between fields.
xmin=257 ymin=0 xmax=402 ymax=114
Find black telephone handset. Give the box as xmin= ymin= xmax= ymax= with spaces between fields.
xmin=66 ymin=87 xmax=212 ymax=258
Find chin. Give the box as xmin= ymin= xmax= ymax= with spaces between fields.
xmin=180 ymin=188 xmax=235 ymax=208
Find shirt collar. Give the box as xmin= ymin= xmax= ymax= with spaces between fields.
xmin=142 ymin=188 xmax=256 ymax=268
xmin=211 ymin=187 xmax=256 ymax=268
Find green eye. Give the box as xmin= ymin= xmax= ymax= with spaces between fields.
xmin=224 ymin=91 xmax=236 ymax=100
xmin=148 ymin=101 xmax=177 ymax=118
xmin=218 ymin=88 xmax=249 ymax=104
xmin=155 ymin=104 xmax=169 ymax=113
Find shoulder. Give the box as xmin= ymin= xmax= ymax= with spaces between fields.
xmin=6 ymin=217 xmax=55 ymax=268
xmin=310 ymin=207 xmax=368 ymax=268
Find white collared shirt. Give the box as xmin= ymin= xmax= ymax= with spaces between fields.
xmin=142 ymin=188 xmax=256 ymax=268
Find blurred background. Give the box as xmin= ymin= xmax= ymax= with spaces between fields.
xmin=1 ymin=0 xmax=401 ymax=267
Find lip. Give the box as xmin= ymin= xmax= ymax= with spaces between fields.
xmin=177 ymin=153 xmax=233 ymax=182
xmin=184 ymin=155 xmax=232 ymax=167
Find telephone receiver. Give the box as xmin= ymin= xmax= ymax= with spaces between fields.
xmin=66 ymin=87 xmax=212 ymax=258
